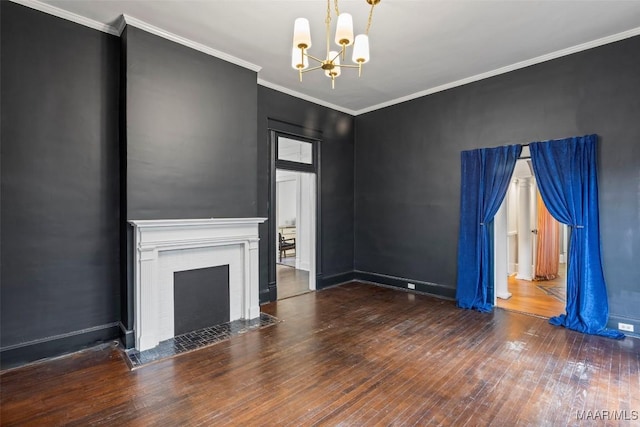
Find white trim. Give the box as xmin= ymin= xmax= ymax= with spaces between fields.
xmin=128 ymin=217 xmax=267 ymax=228
xmin=10 ymin=0 xmax=640 ymax=116
xmin=354 ymin=26 xmax=640 ymax=116
xmin=9 ymin=0 xmax=121 ymax=35
xmin=122 ymin=15 xmax=261 ymax=72
xmin=494 ymin=199 xmax=510 ymax=302
xmin=114 ymin=15 xmax=127 ymax=36
xmin=6 ymin=2 xmax=260 ymax=73
xmin=258 ymin=79 xmax=357 ymax=116
xmin=129 ymin=217 xmax=266 ymax=351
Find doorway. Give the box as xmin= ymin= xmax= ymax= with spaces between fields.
xmin=275 ymin=169 xmax=316 ymax=299
xmin=268 ymin=129 xmax=320 ymax=301
xmin=494 ymin=151 xmax=567 ymax=318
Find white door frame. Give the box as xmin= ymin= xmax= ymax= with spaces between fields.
xmin=284 ymin=170 xmax=316 ymax=291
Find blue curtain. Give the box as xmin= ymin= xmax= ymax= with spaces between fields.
xmin=456 ymin=144 xmax=522 ymax=311
xmin=529 ymin=135 xmax=623 ymax=339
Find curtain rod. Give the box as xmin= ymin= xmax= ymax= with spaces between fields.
xmin=520 ymin=133 xmax=595 ymax=147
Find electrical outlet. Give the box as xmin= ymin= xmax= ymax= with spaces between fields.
xmin=618 ymin=322 xmax=634 ymax=332
xmin=407 ymin=283 xmax=416 ymax=290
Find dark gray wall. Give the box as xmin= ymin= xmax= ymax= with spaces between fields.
xmin=124 ymin=27 xmax=258 ymax=219
xmin=120 ymin=26 xmax=258 ymax=338
xmin=1 ymin=2 xmax=120 ymax=363
xmin=355 ymin=36 xmax=640 ymax=327
xmin=257 ymin=87 xmax=355 ymax=299
xmin=3 ymin=0 xmax=637 ymax=367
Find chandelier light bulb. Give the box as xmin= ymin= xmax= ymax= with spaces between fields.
xmin=352 ymin=34 xmax=370 ymax=64
xmin=293 ymin=18 xmax=312 ymax=49
xmin=291 ymin=47 xmax=309 ymax=70
xmin=335 ymin=13 xmax=354 ymax=46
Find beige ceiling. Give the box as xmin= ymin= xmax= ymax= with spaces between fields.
xmin=19 ymin=0 xmax=640 ymax=115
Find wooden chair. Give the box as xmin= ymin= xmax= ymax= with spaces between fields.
xmin=279 ymin=232 xmax=296 ymax=261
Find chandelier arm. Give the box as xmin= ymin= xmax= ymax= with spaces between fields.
xmin=305 ymin=53 xmax=325 ymax=63
xmin=330 ymin=48 xmax=344 ymax=63
xmin=301 ymin=65 xmax=325 ymax=74
xmin=337 ymin=64 xmax=361 ymax=69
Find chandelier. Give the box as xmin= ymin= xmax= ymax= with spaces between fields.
xmin=291 ymin=0 xmax=381 ymax=89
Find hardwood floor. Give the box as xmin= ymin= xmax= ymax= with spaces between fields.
xmin=277 ymin=256 xmax=296 ymax=268
xmin=2 ymin=282 xmax=638 ymax=426
xmin=497 ymin=266 xmax=566 ymax=318
xmin=276 ymin=264 xmax=309 ymax=299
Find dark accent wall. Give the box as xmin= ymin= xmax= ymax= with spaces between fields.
xmin=123 ymin=26 xmax=258 ymax=220
xmin=120 ymin=26 xmax=258 ymax=338
xmin=1 ymin=2 xmax=121 ymax=367
xmin=257 ymin=87 xmax=355 ymax=300
xmin=3 ymin=0 xmax=638 ymax=368
xmin=355 ymin=36 xmax=640 ymax=327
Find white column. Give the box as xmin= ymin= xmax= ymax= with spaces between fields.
xmin=530 ymin=178 xmax=538 ymax=276
xmin=516 ymin=178 xmax=533 ymax=281
xmin=136 ymin=246 xmax=160 ymax=351
xmin=247 ymin=239 xmax=261 ymax=320
xmin=507 ymin=180 xmax=518 ymax=275
xmin=295 ymin=173 xmax=302 ymax=268
xmin=297 ymin=173 xmax=312 ymax=271
xmin=308 ymin=174 xmax=316 ymax=291
xmin=494 ymin=201 xmax=511 ymax=300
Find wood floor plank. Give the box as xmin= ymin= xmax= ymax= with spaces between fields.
xmin=497 ymin=265 xmax=566 ymax=318
xmin=276 ymin=264 xmax=310 ymax=300
xmin=1 ymin=282 xmax=638 ymax=426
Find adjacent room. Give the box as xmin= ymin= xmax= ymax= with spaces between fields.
xmin=2 ymin=0 xmax=639 ymax=424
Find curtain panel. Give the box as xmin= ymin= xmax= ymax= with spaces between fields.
xmin=529 ymin=135 xmax=623 ymax=339
xmin=456 ymin=144 xmax=522 ymax=311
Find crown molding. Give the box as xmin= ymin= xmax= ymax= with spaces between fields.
xmin=8 ymin=1 xmax=261 ymax=73
xmin=9 ymin=0 xmax=121 ymax=35
xmin=114 ymin=15 xmax=127 ymax=36
xmin=122 ymin=15 xmax=261 ymax=73
xmin=257 ymin=79 xmax=357 ymax=116
xmin=354 ymin=25 xmax=640 ymax=115
xmin=9 ymin=0 xmax=640 ymax=116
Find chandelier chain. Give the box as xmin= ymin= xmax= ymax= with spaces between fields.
xmin=325 ymin=0 xmax=331 ymax=25
xmin=334 ymin=0 xmax=340 ymax=16
xmin=325 ymin=0 xmax=331 ymax=58
xmin=366 ymin=2 xmax=375 ymax=34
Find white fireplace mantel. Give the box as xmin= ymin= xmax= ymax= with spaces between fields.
xmin=129 ymin=218 xmax=266 ymax=351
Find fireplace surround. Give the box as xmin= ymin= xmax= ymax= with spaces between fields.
xmin=128 ymin=218 xmax=266 ymax=351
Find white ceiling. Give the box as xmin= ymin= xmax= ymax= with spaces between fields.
xmin=20 ymin=0 xmax=640 ymax=115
